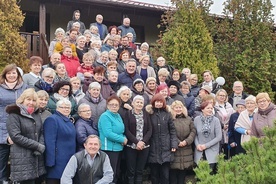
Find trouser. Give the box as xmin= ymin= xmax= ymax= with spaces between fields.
xmin=150 ymin=162 xmax=170 ymax=184
xmin=0 ymin=144 xmax=10 ymax=182
xmin=202 ymin=151 xmax=217 ymax=175
xmin=19 ymin=180 xmax=35 ymax=184
xmin=104 ymin=151 xmax=122 ymax=184
xmin=125 ymin=147 xmax=149 ymax=184
xmin=45 ymin=179 xmax=59 ymax=184
xmin=169 ymin=169 xmax=186 ymax=184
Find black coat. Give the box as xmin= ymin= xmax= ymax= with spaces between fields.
xmin=6 ymin=104 xmax=46 ymax=182
xmin=145 ymin=105 xmax=178 ymax=164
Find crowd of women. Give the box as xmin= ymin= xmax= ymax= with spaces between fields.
xmin=0 ymin=10 xmax=275 ymax=184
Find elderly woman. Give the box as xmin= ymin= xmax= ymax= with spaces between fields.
xmin=154 ymin=57 xmax=174 ymax=77
xmin=156 ymin=84 xmax=174 ymax=105
xmin=47 ymin=81 xmax=78 ymax=120
xmin=61 ymin=46 xmax=80 ymax=77
xmin=0 ymin=64 xmax=28 ymax=183
xmin=172 ymin=69 xmax=186 ymax=83
xmin=93 ymin=51 xmax=109 ymax=69
xmin=144 ymin=77 xmax=157 ymax=101
xmin=117 ymin=50 xmax=130 ymax=73
xmin=83 ymin=30 xmax=92 ymax=51
xmin=75 ymin=103 xmax=98 ymax=151
xmin=180 ymin=81 xmax=195 ymax=117
xmin=136 ymin=55 xmax=156 ymax=83
xmin=48 ymin=27 xmax=65 ymax=56
xmin=37 ymin=90 xmax=52 ymax=123
xmin=108 ymin=70 xmax=120 ymax=93
xmin=251 ymin=92 xmax=276 ymax=138
xmin=157 ymin=68 xmax=170 ymax=85
xmin=44 ymin=99 xmax=76 ymax=184
xmin=103 ymin=25 xmax=118 ymax=43
xmin=76 ymin=52 xmax=94 ymax=82
xmin=70 ymin=77 xmax=85 ymax=104
xmin=6 ymin=88 xmax=46 ymax=183
xmin=22 ymin=56 xmax=43 ymax=86
xmin=98 ymin=95 xmax=128 ymax=184
xmin=53 ymin=62 xmax=70 ymax=83
xmin=34 ymin=68 xmax=56 ymax=94
xmin=117 ymin=86 xmax=133 ymax=119
xmin=140 ymin=42 xmax=154 ymax=66
xmin=78 ymin=82 xmax=106 ymax=125
xmin=194 ymin=101 xmax=222 ymax=175
xmin=170 ymin=100 xmax=196 ymax=184
xmin=182 ymin=68 xmax=191 ymax=81
xmin=131 ymin=79 xmax=150 ymax=107
xmin=234 ymin=96 xmax=257 ymax=152
xmin=168 ymin=80 xmax=185 ymax=106
xmin=146 ymin=93 xmax=178 ymax=184
xmin=214 ymin=89 xmax=235 ymax=158
xmin=124 ymin=95 xmax=152 ymax=184
xmin=108 ymin=49 xmax=118 ymax=63
xmin=76 ymin=35 xmax=88 ymax=63
xmin=188 ymin=74 xmax=200 ymax=97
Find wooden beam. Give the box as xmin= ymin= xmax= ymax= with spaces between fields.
xmin=39 ymin=2 xmax=46 ymax=58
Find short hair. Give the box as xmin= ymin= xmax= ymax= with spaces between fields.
xmin=180 ymin=81 xmax=191 ymax=89
xmin=70 ymin=76 xmax=81 ymax=83
xmin=108 ymin=49 xmax=118 ymax=56
xmin=119 ymin=50 xmax=130 ymax=60
xmin=89 ymin=82 xmax=101 ymax=90
xmin=0 ymin=63 xmax=23 ymax=84
xmin=150 ymin=93 xmax=166 ymax=109
xmin=37 ymin=90 xmax=49 ymax=100
xmin=90 ymin=25 xmax=98 ymax=31
xmin=82 ymin=53 xmax=94 ymax=61
xmin=200 ymin=101 xmax=211 ymax=110
xmin=54 ymin=61 xmax=65 ymax=69
xmin=139 ymin=55 xmax=150 ymax=63
xmin=189 ymin=74 xmax=198 ymax=80
xmin=50 ymin=52 xmax=61 ymax=59
xmin=172 ymin=69 xmax=181 ymax=76
xmin=76 ymin=35 xmax=86 ymax=43
xmin=202 ymin=94 xmax=216 ymax=106
xmin=140 ymin=42 xmax=149 ymax=49
xmin=156 ymin=84 xmax=169 ymax=95
xmin=233 ymin=81 xmax=243 ymax=87
xmin=158 ymin=68 xmax=169 ymax=77
xmin=215 ymin=89 xmax=229 ymax=102
xmin=157 ymin=56 xmax=166 ymax=63
xmin=54 ymin=27 xmax=65 ymax=36
xmin=62 ymin=46 xmax=72 ymax=53
xmin=84 ymin=135 xmax=101 ymax=145
xmin=56 ymin=98 xmax=72 ymax=108
xmin=117 ymin=86 xmax=132 ymax=98
xmin=29 ymin=56 xmax=43 ymax=66
xmin=83 ymin=30 xmax=92 ymax=37
xmin=133 ymin=95 xmax=144 ymax=103
xmin=126 ymin=32 xmax=133 ymax=37
xmin=182 ymin=68 xmax=191 ymax=74
xmin=53 ymin=81 xmax=73 ymax=96
xmin=256 ymin=92 xmax=271 ymax=103
xmin=202 ymin=70 xmax=214 ymax=80
xmin=100 ymin=51 xmax=109 ymax=57
xmin=93 ymin=66 xmax=105 ymax=75
xmin=78 ymin=103 xmax=91 ymax=112
xmin=171 ymin=100 xmax=188 ymax=118
xmin=245 ymin=95 xmax=256 ymax=104
xmin=106 ymin=95 xmax=121 ymax=106
xmin=16 ymin=88 xmax=37 ymax=105
xmin=108 ymin=25 xmax=118 ymax=34
xmin=72 ymin=22 xmax=80 ymax=27
xmin=109 ymin=70 xmax=118 ymax=76
xmin=107 ymin=61 xmax=117 ymax=67
xmin=42 ymin=68 xmax=56 ymax=78
xmin=70 ymin=28 xmax=79 ymax=33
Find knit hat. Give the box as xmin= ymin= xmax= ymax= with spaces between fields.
xmin=168 ymin=80 xmax=180 ymax=91
xmin=146 ymin=77 xmax=156 ymax=85
xmin=236 ymin=99 xmax=246 ymax=107
xmin=200 ymin=85 xmax=211 ymax=94
xmin=133 ymin=78 xmax=144 ymax=86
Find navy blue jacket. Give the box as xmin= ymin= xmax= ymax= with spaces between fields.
xmin=118 ymin=71 xmax=141 ymax=88
xmin=183 ymin=92 xmax=195 ymax=117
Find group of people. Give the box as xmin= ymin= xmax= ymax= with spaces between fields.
xmin=0 ymin=9 xmax=275 ymax=184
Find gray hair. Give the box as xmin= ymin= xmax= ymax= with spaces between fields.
xmin=55 ymin=27 xmax=65 ymax=36
xmin=158 ymin=68 xmax=169 ymax=77
xmin=78 ymin=103 xmax=91 ymax=112
xmin=84 ymin=135 xmax=101 ymax=145
xmin=140 ymin=42 xmax=149 ymax=49
xmin=72 ymin=22 xmax=81 ymax=27
xmin=77 ymin=35 xmax=86 ymax=43
xmin=56 ymin=99 xmax=71 ymax=108
xmin=245 ymin=95 xmax=256 ymax=103
xmin=89 ymin=82 xmax=101 ymax=90
xmin=133 ymin=95 xmax=144 ymax=103
xmin=180 ymin=81 xmax=191 ymax=89
xmin=157 ymin=56 xmax=166 ymax=63
xmin=117 ymin=86 xmax=132 ymax=98
xmin=42 ymin=68 xmax=56 ymax=78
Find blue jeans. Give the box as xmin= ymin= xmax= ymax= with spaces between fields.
xmin=0 ymin=144 xmax=10 ymax=181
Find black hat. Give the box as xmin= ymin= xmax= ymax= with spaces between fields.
xmin=168 ymin=80 xmax=180 ymax=91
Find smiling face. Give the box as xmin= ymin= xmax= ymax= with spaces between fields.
xmin=37 ymin=97 xmax=48 ymax=109
xmin=94 ymin=72 xmax=104 ymax=82
xmin=58 ymin=85 xmax=70 ymax=98
xmin=132 ymin=99 xmax=144 ymax=111
xmin=30 ymin=62 xmax=42 ymax=75
xmin=23 ymin=97 xmax=36 ymax=109
xmin=159 ymin=88 xmax=168 ymax=98
xmin=202 ymin=104 xmax=214 ymax=116
xmin=169 ymin=85 xmax=178 ymax=95
xmin=89 ymin=87 xmax=101 ymax=98
xmin=216 ymin=91 xmax=227 ymax=103
xmin=147 ymin=81 xmax=156 ymax=91
xmin=63 ymin=47 xmax=73 ymax=58
xmin=84 ymin=137 xmax=100 ymax=157
xmin=180 ymin=84 xmax=190 ymax=95
xmin=134 ymin=82 xmax=143 ymax=92
xmin=55 ymin=63 xmax=66 ymax=76
xmin=5 ymin=69 xmax=18 ymax=83
xmin=126 ymin=61 xmax=136 ymax=74
xmin=79 ymin=106 xmax=92 ymax=119
xmin=203 ymin=71 xmax=212 ymax=82
xmin=77 ymin=38 xmax=86 ymax=49
xmin=172 ymin=104 xmax=183 ymax=115
xmin=245 ymin=100 xmax=257 ymax=112
xmin=107 ymin=99 xmax=120 ymax=113
xmin=57 ymin=103 xmax=71 ymax=116
xmin=83 ymin=57 xmax=93 ymax=67
xmin=71 ymin=80 xmax=81 ymax=91
xmin=154 ymin=100 xmax=163 ymax=109
xmin=120 ymin=89 xmax=131 ymax=102
xmin=257 ymin=97 xmax=270 ymax=110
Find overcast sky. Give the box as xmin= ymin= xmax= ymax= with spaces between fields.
xmin=136 ymin=0 xmax=276 ymax=21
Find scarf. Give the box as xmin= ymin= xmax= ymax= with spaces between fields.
xmin=258 ymin=103 xmax=275 ymax=116
xmin=40 ymin=79 xmax=53 ymax=92
xmin=53 ymin=93 xmax=69 ymax=101
xmin=200 ymin=114 xmax=213 ymax=138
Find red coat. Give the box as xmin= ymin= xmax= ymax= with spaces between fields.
xmin=61 ymin=55 xmax=80 ymax=77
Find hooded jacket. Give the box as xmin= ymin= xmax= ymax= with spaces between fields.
xmin=66 ymin=10 xmax=86 ymax=34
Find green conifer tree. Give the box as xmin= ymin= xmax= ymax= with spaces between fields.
xmin=213 ymin=0 xmax=276 ymax=96
xmin=0 ymin=0 xmax=27 ymax=71
xmin=155 ymin=0 xmax=219 ymax=81
xmin=194 ymin=122 xmax=276 ymax=183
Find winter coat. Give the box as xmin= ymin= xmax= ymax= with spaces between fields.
xmin=6 ymin=104 xmax=46 ymax=181
xmin=228 ymin=92 xmax=249 ymax=107
xmin=54 ymin=42 xmax=77 ymax=57
xmin=90 ymin=22 xmax=108 ymax=40
xmin=145 ymin=105 xmax=178 ymax=164
xmin=183 ymin=92 xmax=195 ymax=117
xmin=131 ymin=87 xmax=150 ymax=107
xmin=61 ymin=54 xmax=80 ymax=77
xmin=67 ymin=11 xmax=86 ymax=34
xmin=47 ymin=95 xmax=78 ymax=120
xmin=190 ymin=85 xmax=200 ymax=97
xmin=0 ymin=82 xmax=27 ymax=144
xmin=251 ymin=103 xmax=276 ymax=138
xmin=118 ymin=24 xmax=136 ymax=42
xmin=44 ymin=111 xmax=76 ymax=179
xmin=170 ymin=93 xmax=185 ymax=107
xmin=118 ymin=71 xmax=141 ymax=88
xmin=170 ymin=114 xmax=196 ymax=170
xmin=194 ymin=115 xmax=222 ymax=164
xmin=124 ymin=109 xmax=152 ymax=146
xmin=98 ymin=110 xmax=126 ymax=151
xmin=72 ymin=89 xmax=85 ymax=104
xmin=75 ymin=117 xmax=98 ymax=151
xmin=78 ymin=92 xmax=106 ymax=125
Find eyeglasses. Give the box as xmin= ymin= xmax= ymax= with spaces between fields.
xmin=80 ymin=110 xmax=91 ymax=113
xmin=58 ymin=106 xmax=71 ymax=110
xmin=257 ymin=100 xmax=268 ymax=104
xmin=218 ymin=95 xmax=226 ymax=97
xmin=108 ymin=103 xmax=119 ymax=107
xmin=60 ymin=88 xmax=70 ymax=92
xmin=45 ymin=76 xmax=54 ymax=79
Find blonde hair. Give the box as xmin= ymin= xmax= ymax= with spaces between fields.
xmin=171 ymin=100 xmax=188 ymax=119
xmin=256 ymin=92 xmax=271 ymax=103
xmin=16 ymin=88 xmax=38 ymax=105
xmin=158 ymin=68 xmax=169 ymax=77
xmin=215 ymin=89 xmax=229 ymax=102
xmin=70 ymin=76 xmax=81 ymax=83
xmin=37 ymin=90 xmax=49 ymax=100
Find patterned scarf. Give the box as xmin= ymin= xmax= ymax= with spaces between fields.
xmin=200 ymin=114 xmax=213 ymax=138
